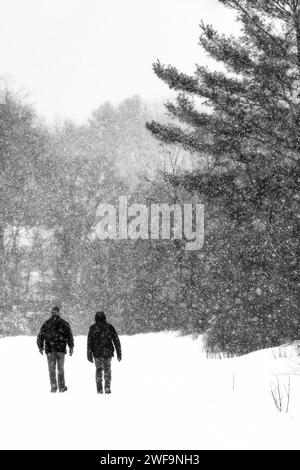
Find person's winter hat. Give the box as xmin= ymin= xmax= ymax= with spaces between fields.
xmin=95 ymin=311 xmax=106 ymax=322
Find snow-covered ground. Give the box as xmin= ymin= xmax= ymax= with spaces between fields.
xmin=1 ymin=332 xmax=300 ymax=450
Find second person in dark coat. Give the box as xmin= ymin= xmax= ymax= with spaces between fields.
xmin=87 ymin=311 xmax=122 ymax=394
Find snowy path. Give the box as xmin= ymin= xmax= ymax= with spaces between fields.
xmin=0 ymin=333 xmax=300 ymax=450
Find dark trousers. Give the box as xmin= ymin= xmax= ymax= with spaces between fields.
xmin=47 ymin=352 xmax=66 ymax=391
xmin=95 ymin=357 xmax=111 ymax=393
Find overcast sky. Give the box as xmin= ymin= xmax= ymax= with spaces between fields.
xmin=0 ymin=0 xmax=239 ymax=123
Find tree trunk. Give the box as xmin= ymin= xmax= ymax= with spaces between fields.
xmin=294 ymin=6 xmax=300 ymax=73
xmin=0 ymin=226 xmax=5 ymax=305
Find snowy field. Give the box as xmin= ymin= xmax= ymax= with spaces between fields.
xmin=1 ymin=332 xmax=300 ymax=450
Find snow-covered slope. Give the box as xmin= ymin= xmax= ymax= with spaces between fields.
xmin=0 ymin=333 xmax=300 ymax=450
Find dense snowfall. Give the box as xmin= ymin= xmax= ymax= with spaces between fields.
xmin=1 ymin=0 xmax=300 ymax=452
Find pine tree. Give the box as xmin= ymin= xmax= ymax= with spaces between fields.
xmin=147 ymin=0 xmax=300 ymax=354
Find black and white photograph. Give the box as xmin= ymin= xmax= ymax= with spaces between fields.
xmin=0 ymin=0 xmax=299 ymax=452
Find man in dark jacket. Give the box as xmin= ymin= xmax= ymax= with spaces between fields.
xmin=87 ymin=311 xmax=121 ymax=394
xmin=37 ymin=306 xmax=74 ymax=393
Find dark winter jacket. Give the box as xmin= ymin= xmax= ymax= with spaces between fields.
xmin=87 ymin=314 xmax=121 ymax=362
xmin=37 ymin=315 xmax=74 ymax=354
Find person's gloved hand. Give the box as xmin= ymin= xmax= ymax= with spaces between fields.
xmin=39 ymin=349 xmax=44 ymax=355
xmin=88 ymin=355 xmax=93 ymax=363
xmin=69 ymin=348 xmax=73 ymax=356
xmin=117 ymin=355 xmax=122 ymax=362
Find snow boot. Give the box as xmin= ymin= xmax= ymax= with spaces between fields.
xmin=59 ymin=386 xmax=68 ymax=393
